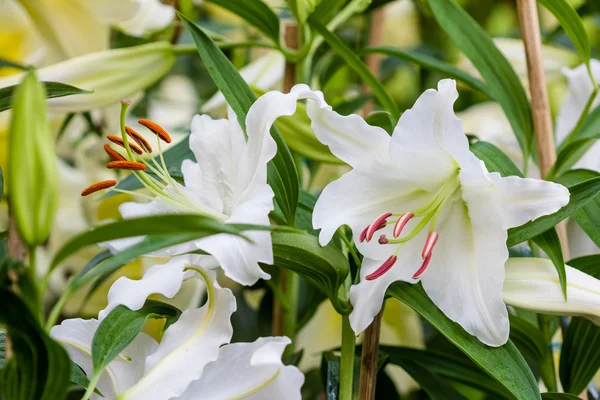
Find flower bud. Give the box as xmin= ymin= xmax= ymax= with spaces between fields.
xmin=503 ymin=258 xmax=600 ymax=325
xmin=8 ymin=70 xmax=58 ymax=246
xmin=0 ymin=42 xmax=175 ymax=113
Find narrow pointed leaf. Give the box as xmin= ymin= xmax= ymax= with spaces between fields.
xmin=427 ymin=0 xmax=533 ymax=156
xmin=559 ymin=317 xmax=600 ymax=394
xmin=206 ymin=0 xmax=280 ymax=42
xmin=388 ymin=283 xmax=541 ymax=400
xmin=0 ymin=81 xmax=91 ymax=113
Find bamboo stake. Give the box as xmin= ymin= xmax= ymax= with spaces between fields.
xmin=516 ymin=0 xmax=569 ymax=259
xmin=272 ymin=22 xmax=299 ymax=338
xmin=358 ymin=7 xmax=385 ymax=400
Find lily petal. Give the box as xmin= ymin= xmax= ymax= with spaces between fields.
xmin=503 ymin=258 xmax=600 ymax=325
xmin=421 ymin=196 xmax=510 ymax=347
xmin=178 ymin=337 xmax=304 ymax=400
xmin=98 ymin=254 xmax=218 ymax=320
xmin=117 ymin=259 xmax=236 ymax=399
xmin=50 ymin=318 xmax=157 ymax=398
xmin=116 ymin=0 xmax=175 ymax=37
xmin=488 ymin=173 xmax=570 ymax=229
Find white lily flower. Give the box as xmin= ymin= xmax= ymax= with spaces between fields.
xmin=201 ymin=50 xmax=285 ymax=113
xmin=268 ymin=80 xmax=569 ymax=346
xmin=0 ymin=42 xmax=175 ymax=113
xmin=0 ymin=0 xmax=45 ymax=71
xmin=104 ymin=90 xmax=304 ymax=286
xmin=503 ymin=258 xmax=600 ymax=325
xmin=51 ymin=255 xmax=303 ymax=399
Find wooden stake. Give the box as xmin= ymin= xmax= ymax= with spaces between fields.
xmin=272 ymin=22 xmax=299 ymax=338
xmin=516 ymin=0 xmax=569 ymax=259
xmin=359 ymin=8 xmax=385 ymax=400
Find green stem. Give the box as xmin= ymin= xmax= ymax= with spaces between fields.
xmin=81 ymin=373 xmax=101 ymax=400
xmin=339 ymin=315 xmax=356 ymax=400
xmin=45 ymin=285 xmax=74 ymax=331
xmin=283 ymin=271 xmax=299 ymax=357
xmin=173 ymin=41 xmax=277 ymax=56
xmin=27 ymin=246 xmax=43 ymax=322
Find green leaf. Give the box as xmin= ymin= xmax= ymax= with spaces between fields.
xmin=365 ymin=111 xmax=395 ymax=135
xmin=308 ymin=19 xmax=400 ymax=120
xmin=360 ymin=46 xmax=493 ymax=98
xmin=507 ymin=176 xmax=600 ymax=246
xmin=0 ymin=288 xmax=71 ymax=400
xmin=509 ymin=314 xmax=557 ymax=391
xmin=0 ymin=330 xmax=5 ymax=369
xmin=92 ymin=300 xmax=181 ymax=375
xmin=0 ymin=81 xmax=91 ymax=113
xmin=542 ymin=394 xmax=582 ymax=400
xmin=287 ymin=0 xmax=323 ymax=24
xmin=559 ymin=317 xmax=600 ymax=394
xmin=427 ymin=0 xmax=533 ymax=156
xmin=567 ymin=254 xmax=600 ymax=278
xmin=69 ymin=362 xmax=101 ymax=395
xmin=109 ymin=136 xmax=193 ymax=196
xmin=549 ymin=138 xmax=596 ymax=179
xmin=380 ymin=346 xmax=510 ymax=397
xmin=0 ymin=58 xmax=27 ymax=70
xmin=537 ymin=0 xmax=592 ymax=70
xmin=388 ymin=283 xmax=541 ymax=400
xmin=268 ymin=231 xmax=351 ymax=314
xmin=206 ymin=0 xmax=280 ymax=42
xmin=0 ymin=167 xmax=3 ymax=202
xmin=532 ymin=228 xmax=566 ymax=299
xmin=470 ymin=140 xmax=524 ymax=177
xmin=50 ymin=214 xmax=247 ymax=272
xmin=180 ymin=14 xmax=300 ymax=226
xmin=556 ymin=169 xmax=600 ymax=249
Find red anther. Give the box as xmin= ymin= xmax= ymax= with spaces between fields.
xmin=421 ymin=231 xmax=439 ymax=259
xmin=393 ymin=213 xmax=414 ymax=238
xmin=413 ymin=253 xmax=432 ymax=279
xmin=366 ymin=256 xmax=398 ymax=281
xmin=378 ymin=234 xmax=389 ymax=245
xmin=359 ymin=226 xmax=369 ymax=243
xmin=366 ymin=212 xmax=393 ymax=242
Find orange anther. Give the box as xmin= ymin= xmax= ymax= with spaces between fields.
xmin=106 ymin=161 xmax=146 ymax=171
xmin=104 ymin=144 xmax=126 ymax=161
xmin=107 ymin=135 xmax=143 ymax=155
xmin=125 ymin=126 xmax=153 ymax=153
xmin=138 ymin=119 xmax=172 ymax=143
xmin=81 ymin=180 xmax=117 ymax=196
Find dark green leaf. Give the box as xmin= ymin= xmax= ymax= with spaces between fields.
xmin=0 ymin=81 xmax=91 ymax=113
xmin=308 ymin=19 xmax=400 ymax=120
xmin=556 ymin=170 xmax=600 ymax=249
xmin=0 ymin=59 xmax=27 ymax=70
xmin=0 ymin=330 xmax=5 ymax=369
xmin=538 ymin=0 xmax=591 ymax=67
xmin=110 ymin=136 xmax=193 ymax=196
xmin=507 ymin=176 xmax=600 ymax=246
xmin=388 ymin=283 xmax=541 ymax=400
xmin=427 ymin=0 xmax=533 ymax=156
xmin=567 ymin=254 xmax=600 ymax=279
xmin=380 ymin=346 xmax=510 ymax=397
xmin=268 ymin=232 xmax=350 ymax=314
xmin=559 ymin=317 xmax=600 ymax=394
xmin=0 ymin=288 xmax=71 ymax=400
xmin=532 ymin=229 xmax=566 ymax=299
xmin=92 ymin=300 xmax=181 ymax=375
xmin=365 ymin=111 xmax=395 ymax=135
xmin=180 ymin=14 xmax=300 ymax=226
xmin=70 ymin=362 xmax=98 ymax=394
xmin=360 ymin=46 xmax=493 ymax=98
xmin=471 ymin=140 xmax=524 ymax=177
xmin=550 ymin=138 xmax=596 ymax=179
xmin=206 ymin=0 xmax=280 ymax=42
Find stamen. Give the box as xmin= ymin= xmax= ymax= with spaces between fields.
xmin=378 ymin=234 xmax=388 ymax=245
xmin=413 ymin=253 xmax=432 ymax=279
xmin=138 ymin=119 xmax=172 ymax=143
xmin=107 ymin=161 xmax=147 ymax=171
xmin=126 ymin=126 xmax=153 ymax=153
xmin=81 ymin=180 xmax=117 ymax=196
xmin=359 ymin=226 xmax=369 ymax=243
xmin=393 ymin=213 xmax=414 ymax=238
xmin=104 ymin=144 xmax=126 ymax=161
xmin=107 ymin=135 xmax=143 ymax=155
xmin=366 ymin=255 xmax=397 ymax=281
xmin=421 ymin=231 xmax=439 ymax=259
xmin=366 ymin=212 xmax=393 ymax=242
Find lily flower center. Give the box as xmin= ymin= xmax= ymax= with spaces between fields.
xmin=362 ymin=173 xmax=461 ymax=281
xmin=80 ymin=100 xmax=227 ymax=222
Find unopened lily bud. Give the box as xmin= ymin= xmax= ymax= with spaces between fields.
xmin=0 ymin=42 xmax=175 ymax=113
xmin=503 ymin=258 xmax=600 ymax=325
xmin=8 ymin=70 xmax=58 ymax=246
